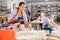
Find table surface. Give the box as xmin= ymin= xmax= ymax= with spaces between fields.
xmin=30 ymin=20 xmax=43 ymax=23
xmin=16 ymin=30 xmax=48 ymax=40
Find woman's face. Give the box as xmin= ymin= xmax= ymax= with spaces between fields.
xmin=40 ymin=13 xmax=44 ymax=17
xmin=19 ymin=4 xmax=26 ymax=12
xmin=49 ymin=15 xmax=54 ymax=19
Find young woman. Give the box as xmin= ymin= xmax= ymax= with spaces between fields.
xmin=6 ymin=2 xmax=32 ymax=30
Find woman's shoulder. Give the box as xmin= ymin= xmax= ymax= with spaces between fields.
xmin=44 ymin=17 xmax=49 ymax=20
xmin=23 ymin=11 xmax=26 ymax=13
xmin=11 ymin=9 xmax=17 ymax=14
xmin=23 ymin=11 xmax=27 ymax=15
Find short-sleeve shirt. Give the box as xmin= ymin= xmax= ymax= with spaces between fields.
xmin=43 ymin=17 xmax=54 ymax=28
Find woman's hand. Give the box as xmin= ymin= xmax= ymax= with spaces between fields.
xmin=8 ymin=23 xmax=20 ymax=28
xmin=15 ymin=15 xmax=18 ymax=20
xmin=40 ymin=18 xmax=44 ymax=21
xmin=10 ymin=15 xmax=18 ymax=22
xmin=10 ymin=11 xmax=21 ymax=22
xmin=23 ymin=19 xmax=33 ymax=31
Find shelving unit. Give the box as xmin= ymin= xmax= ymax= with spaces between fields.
xmin=31 ymin=4 xmax=60 ymax=21
xmin=0 ymin=1 xmax=7 ymax=16
xmin=0 ymin=1 xmax=2 ymax=15
xmin=0 ymin=1 xmax=9 ymax=27
xmin=57 ymin=5 xmax=60 ymax=22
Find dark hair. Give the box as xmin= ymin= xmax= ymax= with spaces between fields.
xmin=17 ymin=2 xmax=25 ymax=12
xmin=45 ymin=12 xmax=49 ymax=16
xmin=19 ymin=2 xmax=25 ymax=6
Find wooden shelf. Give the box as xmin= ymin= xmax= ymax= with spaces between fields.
xmin=31 ymin=4 xmax=60 ymax=19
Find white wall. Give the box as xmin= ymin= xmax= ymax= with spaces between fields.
xmin=13 ymin=0 xmax=26 ymax=7
xmin=7 ymin=0 xmax=11 ymax=9
xmin=7 ymin=0 xmax=26 ymax=12
xmin=27 ymin=2 xmax=60 ymax=12
xmin=0 ymin=0 xmax=7 ymax=6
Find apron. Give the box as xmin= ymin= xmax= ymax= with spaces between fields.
xmin=8 ymin=12 xmax=24 ymax=24
xmin=8 ymin=16 xmax=23 ymax=24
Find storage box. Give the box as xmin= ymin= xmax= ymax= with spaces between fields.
xmin=0 ymin=29 xmax=15 ymax=40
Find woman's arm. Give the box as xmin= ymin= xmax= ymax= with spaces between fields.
xmin=23 ymin=12 xmax=32 ymax=30
xmin=10 ymin=15 xmax=18 ymax=22
xmin=8 ymin=10 xmax=18 ymax=22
